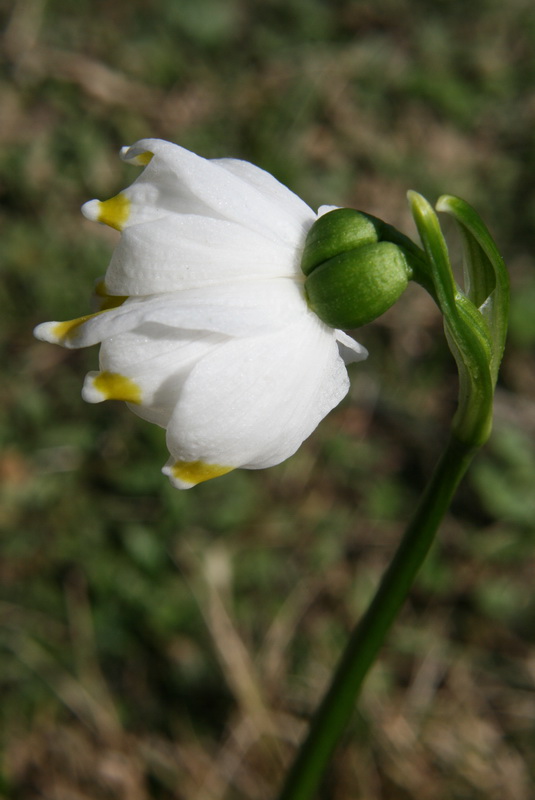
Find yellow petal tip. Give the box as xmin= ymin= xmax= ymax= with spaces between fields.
xmin=85 ymin=371 xmax=142 ymax=404
xmin=50 ymin=315 xmax=95 ymax=343
xmin=120 ymin=146 xmax=154 ymax=166
xmin=136 ymin=151 xmax=154 ymax=166
xmin=165 ymin=460 xmax=234 ymax=488
xmin=83 ymin=193 xmax=131 ymax=231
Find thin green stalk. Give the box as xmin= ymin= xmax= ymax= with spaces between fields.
xmin=277 ymin=434 xmax=477 ymax=800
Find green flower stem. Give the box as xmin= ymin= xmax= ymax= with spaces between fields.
xmin=278 ymin=192 xmax=507 ymax=800
xmin=277 ymin=434 xmax=477 ymax=800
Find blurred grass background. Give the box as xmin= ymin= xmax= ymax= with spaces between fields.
xmin=2 ymin=0 xmax=535 ymax=798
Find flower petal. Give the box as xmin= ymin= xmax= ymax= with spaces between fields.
xmin=118 ymin=139 xmax=316 ymax=246
xmin=335 ymin=329 xmax=368 ymax=364
xmin=163 ymin=315 xmax=349 ymax=487
xmin=214 ymin=157 xmax=315 ymax=231
xmin=34 ymin=312 xmax=108 ymax=346
xmin=35 ymin=279 xmax=309 ymax=349
xmin=103 ymin=214 xmax=300 ymax=295
xmin=82 ymin=325 xmax=228 ymax=428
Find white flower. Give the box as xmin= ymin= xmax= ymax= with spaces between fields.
xmin=34 ymin=139 xmax=367 ymax=488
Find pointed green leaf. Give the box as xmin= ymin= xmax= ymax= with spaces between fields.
xmin=408 ymin=191 xmax=494 ymax=446
xmin=436 ymin=195 xmax=509 ymax=384
xmin=407 ymin=191 xmax=457 ymax=313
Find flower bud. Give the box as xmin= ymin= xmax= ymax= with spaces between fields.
xmin=302 ymin=209 xmax=412 ymax=329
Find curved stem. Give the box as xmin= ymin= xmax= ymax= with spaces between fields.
xmin=277 ymin=435 xmax=477 ymax=800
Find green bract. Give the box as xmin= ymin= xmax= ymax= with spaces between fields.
xmin=302 ymin=209 xmax=413 ymax=329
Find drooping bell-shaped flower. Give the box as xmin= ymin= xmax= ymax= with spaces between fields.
xmin=35 ymin=139 xmax=373 ymax=488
